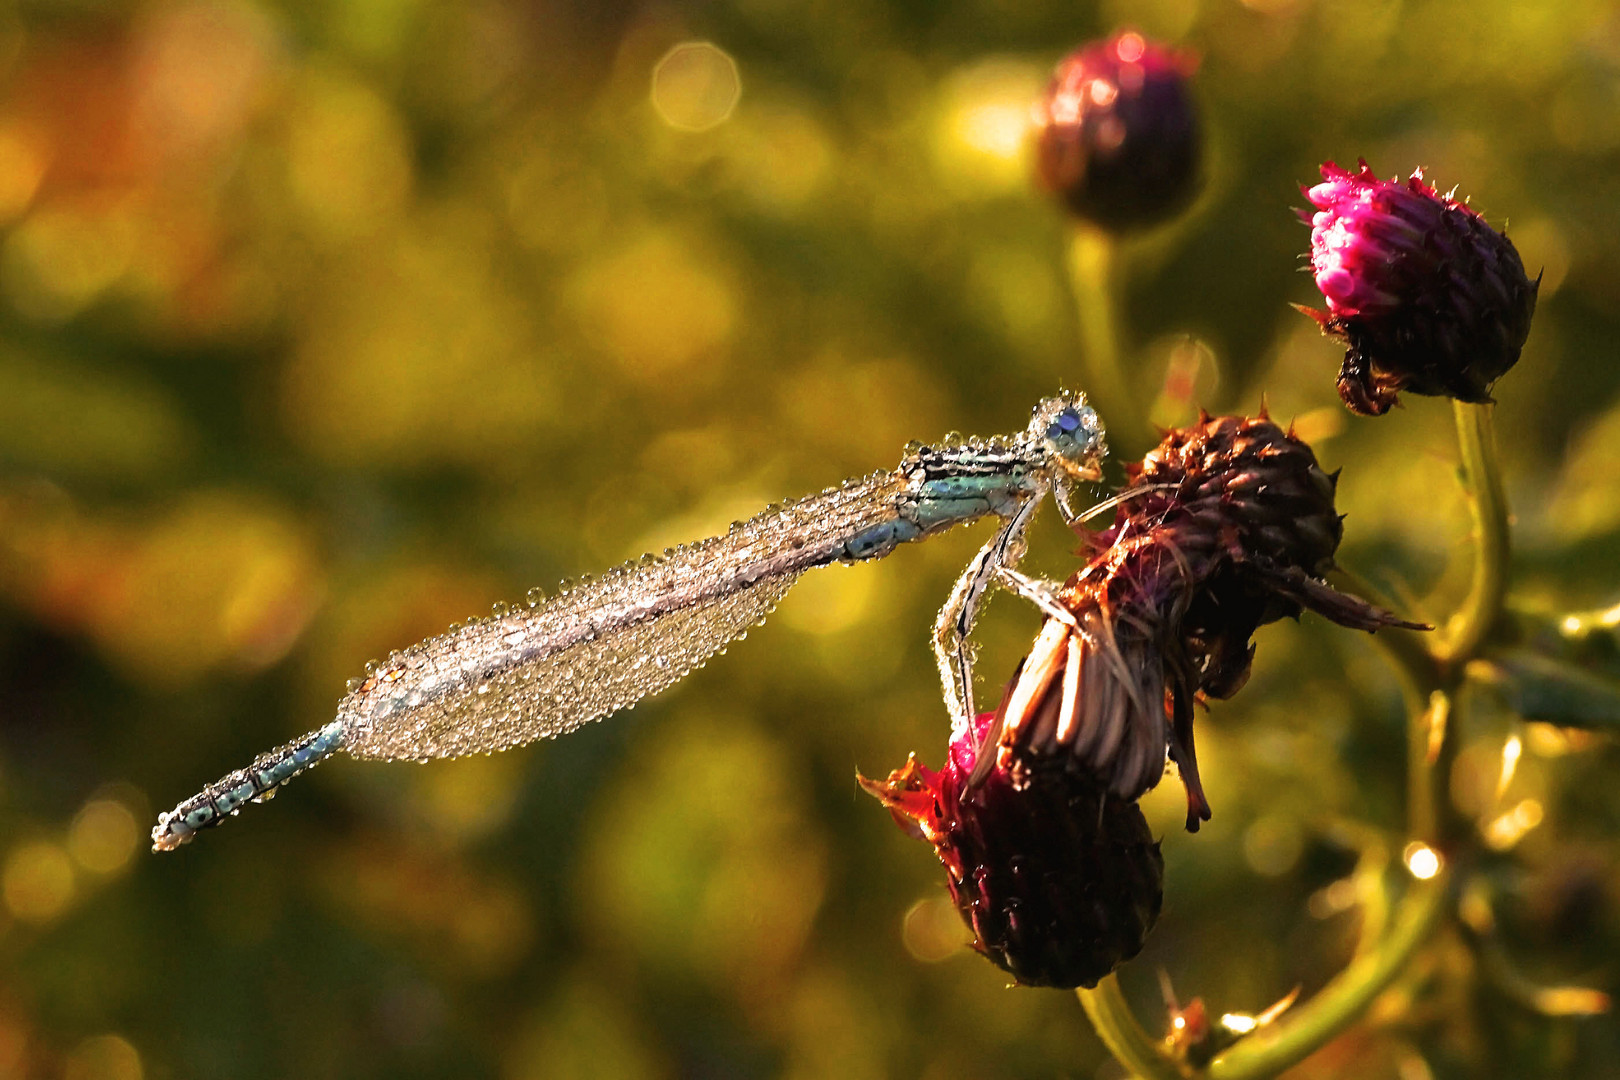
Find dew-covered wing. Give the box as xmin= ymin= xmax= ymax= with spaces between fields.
xmin=338 ymin=470 xmax=909 ymax=761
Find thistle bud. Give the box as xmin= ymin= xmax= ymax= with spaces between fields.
xmin=859 ymin=711 xmax=1163 ymax=989
xmin=1032 ymin=32 xmax=1201 ymax=232
xmin=1300 ymin=160 xmax=1539 ymax=415
xmin=995 ymin=412 xmax=1427 ymax=830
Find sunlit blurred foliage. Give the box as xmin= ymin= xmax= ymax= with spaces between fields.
xmin=0 ymin=0 xmax=1617 ymax=1076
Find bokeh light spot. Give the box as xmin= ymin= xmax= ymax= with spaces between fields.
xmin=63 ymin=1034 xmax=142 ymax=1080
xmin=901 ymin=895 xmax=970 ymax=962
xmin=1289 ymin=406 xmax=1346 ymax=445
xmin=3 ymin=841 xmax=75 ymax=922
xmin=1243 ymin=814 xmax=1303 ymax=877
xmin=651 ymin=43 xmax=741 ymax=132
xmin=1496 ymin=733 xmax=1522 ymax=801
xmin=1403 ymin=842 xmax=1441 ymax=880
xmin=0 ymin=124 xmax=47 ymax=222
xmin=411 ymin=753 xmax=525 ymax=844
xmin=1483 ymin=798 xmax=1545 ymax=852
xmin=723 ymin=98 xmax=831 ymax=211
xmin=777 ymin=564 xmax=875 ymax=636
xmin=68 ymin=799 xmax=140 ymax=875
xmin=569 ymin=234 xmax=735 ymax=378
xmin=3 ymin=203 xmax=136 ymax=322
xmin=933 ymin=58 xmax=1043 ymax=193
xmin=82 ymin=491 xmax=323 ymax=686
xmin=286 ymin=68 xmax=412 ymax=239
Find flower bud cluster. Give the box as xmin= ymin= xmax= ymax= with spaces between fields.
xmin=864 ymin=414 xmax=1423 ymax=987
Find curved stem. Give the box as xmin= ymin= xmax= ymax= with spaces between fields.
xmin=1067 ymin=226 xmax=1149 ymax=457
xmin=1070 ymin=580 xmax=1452 ymax=1080
xmin=1206 ymin=869 xmax=1449 ymax=1080
xmin=1077 ymin=974 xmax=1188 ymax=1080
xmin=1075 ymin=411 xmax=1506 ymax=1079
xmin=1441 ymin=401 xmax=1510 ymax=662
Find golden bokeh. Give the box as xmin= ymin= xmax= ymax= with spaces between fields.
xmin=63 ymin=1035 xmax=142 ymax=1080
xmin=0 ymin=0 xmax=1614 ymax=1075
xmin=2 ymin=841 xmax=75 ymax=923
xmin=651 ymin=42 xmax=742 ymax=132
xmin=67 ymin=799 xmax=141 ymax=875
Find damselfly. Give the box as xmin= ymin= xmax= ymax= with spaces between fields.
xmin=152 ymin=394 xmax=1107 ymax=851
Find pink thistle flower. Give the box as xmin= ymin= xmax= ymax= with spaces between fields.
xmin=1032 ymin=32 xmax=1202 ymax=232
xmin=858 ymin=710 xmax=1163 ymax=989
xmin=1300 ymin=160 xmax=1539 ymax=416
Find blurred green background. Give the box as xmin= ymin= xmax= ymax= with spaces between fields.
xmin=0 ymin=0 xmax=1617 ymax=1076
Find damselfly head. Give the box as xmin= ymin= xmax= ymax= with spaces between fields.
xmin=1028 ymin=394 xmax=1107 ymax=482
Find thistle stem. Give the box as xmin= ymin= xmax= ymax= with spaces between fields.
xmin=1067 ymin=226 xmax=1148 ymax=457
xmin=1205 ymin=868 xmax=1450 ymax=1080
xmin=1077 ymin=974 xmax=1189 ymax=1080
xmin=1442 ymin=401 xmax=1510 ymax=662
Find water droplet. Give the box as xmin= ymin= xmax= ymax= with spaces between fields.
xmin=345 ymin=677 xmax=363 ymax=693
xmin=491 ymin=601 xmax=511 ymax=618
xmin=526 ymin=586 xmax=547 ymax=607
xmin=364 ymin=659 xmax=380 ymax=675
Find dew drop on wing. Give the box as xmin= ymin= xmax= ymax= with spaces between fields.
xmin=333 ymin=467 xmax=915 ymax=762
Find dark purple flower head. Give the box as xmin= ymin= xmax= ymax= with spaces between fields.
xmin=859 ymin=711 xmax=1162 ymax=989
xmin=1300 ymin=160 xmax=1539 ymax=416
xmin=994 ymin=413 xmax=1429 ymax=832
xmin=1032 ymin=32 xmax=1202 ymax=232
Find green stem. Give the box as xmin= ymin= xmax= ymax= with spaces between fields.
xmin=1067 ymin=226 xmax=1148 ymax=457
xmin=1442 ymin=401 xmax=1510 ymax=662
xmin=1206 ymin=869 xmax=1450 ymax=1080
xmin=1074 ymin=410 xmax=1505 ymax=1080
xmin=1077 ymin=975 xmax=1189 ymax=1080
xmin=1069 ymin=572 xmax=1451 ymax=1080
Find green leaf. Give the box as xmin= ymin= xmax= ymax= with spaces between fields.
xmin=1468 ymin=649 xmax=1620 ymax=733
